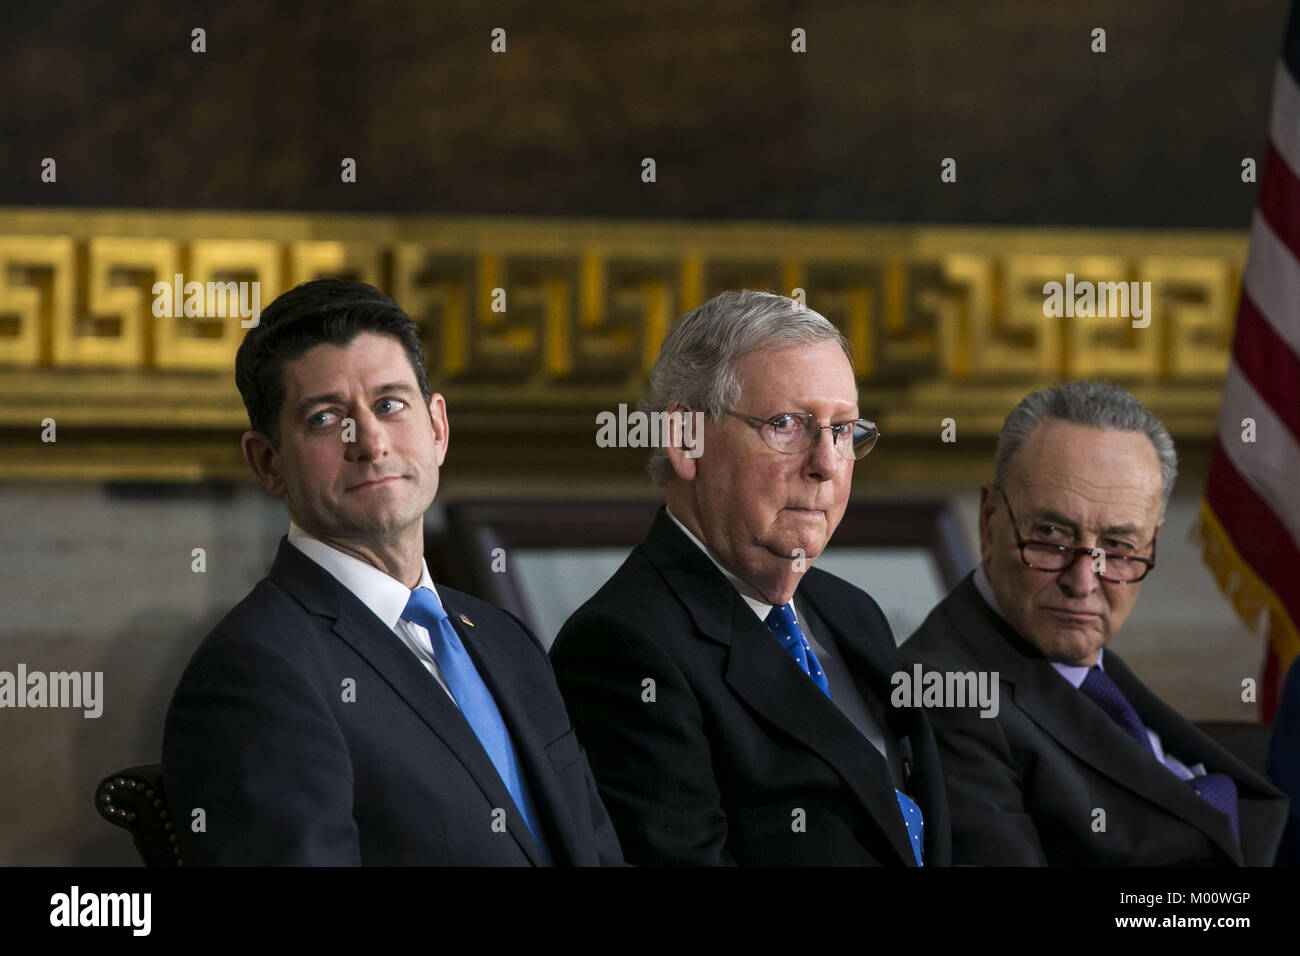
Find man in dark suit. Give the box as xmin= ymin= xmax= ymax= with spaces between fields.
xmin=163 ymin=279 xmax=621 ymax=865
xmin=904 ymin=381 xmax=1287 ymax=866
xmin=551 ymin=290 xmax=949 ymax=866
xmin=1268 ymin=660 xmax=1300 ymax=865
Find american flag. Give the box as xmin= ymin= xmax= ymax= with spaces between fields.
xmin=1199 ymin=3 xmax=1300 ymax=722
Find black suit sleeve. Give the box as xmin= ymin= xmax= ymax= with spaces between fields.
xmin=1268 ymin=661 xmax=1300 ymax=866
xmin=904 ymin=623 xmax=1046 ymax=865
xmin=163 ymin=636 xmax=361 ymax=865
xmin=552 ymin=613 xmax=734 ymax=865
xmin=498 ymin=604 xmax=625 ymax=866
xmin=581 ymin=753 xmax=627 ymax=866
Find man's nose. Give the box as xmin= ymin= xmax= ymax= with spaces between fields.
xmin=804 ymin=425 xmax=844 ymax=479
xmin=344 ymin=408 xmax=388 ymax=460
xmin=1057 ymin=548 xmax=1101 ymax=597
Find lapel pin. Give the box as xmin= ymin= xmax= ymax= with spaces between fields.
xmin=458 ymin=613 xmax=474 ymax=627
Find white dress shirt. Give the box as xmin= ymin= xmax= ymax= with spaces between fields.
xmin=287 ymin=521 xmax=457 ymax=705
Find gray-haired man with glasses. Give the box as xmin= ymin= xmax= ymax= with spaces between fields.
xmin=551 ymin=290 xmax=950 ymax=866
xmin=903 ymin=380 xmax=1286 ymax=866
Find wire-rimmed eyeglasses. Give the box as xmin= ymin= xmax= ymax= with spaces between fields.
xmin=725 ymin=410 xmax=879 ymax=461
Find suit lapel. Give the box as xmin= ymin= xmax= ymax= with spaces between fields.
xmin=798 ymin=576 xmax=919 ymax=744
xmin=943 ymin=576 xmax=1241 ymax=862
xmin=438 ymin=590 xmax=582 ymax=867
xmin=269 ymin=540 xmax=545 ymax=865
xmin=645 ymin=511 xmax=917 ymax=866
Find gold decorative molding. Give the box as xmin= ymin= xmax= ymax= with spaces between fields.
xmin=0 ymin=208 xmax=1245 ymax=480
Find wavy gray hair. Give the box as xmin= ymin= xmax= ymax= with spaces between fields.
xmin=643 ymin=290 xmax=852 ymax=486
xmin=994 ymin=380 xmax=1178 ymax=517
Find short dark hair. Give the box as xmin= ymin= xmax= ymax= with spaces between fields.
xmin=234 ymin=278 xmax=433 ymax=446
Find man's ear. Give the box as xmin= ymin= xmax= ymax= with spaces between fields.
xmin=242 ymin=430 xmax=286 ymax=496
xmin=978 ymin=482 xmax=997 ymax=565
xmin=427 ymin=393 xmax=450 ymax=467
xmin=663 ymin=403 xmax=700 ymax=481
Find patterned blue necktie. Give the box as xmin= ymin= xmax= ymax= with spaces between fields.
xmin=895 ymin=790 xmax=925 ymax=866
xmin=402 ymin=587 xmax=551 ymax=862
xmin=765 ymin=602 xmax=924 ymax=864
xmin=764 ymin=603 xmax=832 ymax=699
xmin=1080 ymin=665 xmax=1239 ymax=841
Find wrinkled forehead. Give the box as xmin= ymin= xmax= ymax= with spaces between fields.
xmin=735 ymin=343 xmax=859 ymax=411
xmin=1006 ymin=422 xmax=1164 ymax=527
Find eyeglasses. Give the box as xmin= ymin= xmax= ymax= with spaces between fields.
xmin=998 ymin=488 xmax=1156 ymax=584
xmin=725 ymin=410 xmax=879 ymax=460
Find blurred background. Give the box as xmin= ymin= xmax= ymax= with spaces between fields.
xmin=0 ymin=0 xmax=1290 ymax=863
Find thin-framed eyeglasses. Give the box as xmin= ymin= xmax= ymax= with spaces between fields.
xmin=725 ymin=410 xmax=879 ymax=461
xmin=998 ymin=487 xmax=1156 ymax=584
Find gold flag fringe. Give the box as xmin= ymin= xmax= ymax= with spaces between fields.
xmin=1194 ymin=498 xmax=1300 ymax=680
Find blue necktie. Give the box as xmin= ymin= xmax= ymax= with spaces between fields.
xmin=764 ymin=603 xmax=832 ymax=699
xmin=895 ymin=790 xmax=925 ymax=866
xmin=765 ymin=602 xmax=924 ymax=863
xmin=1080 ymin=665 xmax=1239 ymax=841
xmin=402 ymin=587 xmax=551 ymax=862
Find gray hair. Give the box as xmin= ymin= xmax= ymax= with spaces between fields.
xmin=994 ymin=380 xmax=1178 ymax=516
xmin=644 ymin=290 xmax=852 ymax=486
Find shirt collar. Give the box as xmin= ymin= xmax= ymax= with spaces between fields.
xmin=665 ymin=507 xmax=783 ymax=623
xmin=287 ymin=520 xmax=438 ymax=627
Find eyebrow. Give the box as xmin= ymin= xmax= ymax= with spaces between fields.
xmin=295 ymin=382 xmax=420 ymax=418
xmin=1033 ymin=508 xmax=1143 ymax=538
xmin=762 ymin=405 xmax=861 ymax=421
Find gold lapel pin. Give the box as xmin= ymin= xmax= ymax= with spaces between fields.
xmin=458 ymin=613 xmax=475 ymax=627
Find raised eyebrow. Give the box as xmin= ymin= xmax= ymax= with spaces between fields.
xmin=297 ymin=383 xmax=419 ymax=418
xmin=372 ymin=382 xmax=419 ymax=398
xmin=296 ymin=392 xmax=346 ymax=418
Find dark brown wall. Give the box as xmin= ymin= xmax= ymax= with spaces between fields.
xmin=0 ymin=0 xmax=1288 ymax=225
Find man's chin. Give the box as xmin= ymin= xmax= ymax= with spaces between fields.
xmin=763 ymin=536 xmax=824 ymax=565
xmin=1037 ymin=628 xmax=1105 ymax=667
xmin=333 ymin=507 xmax=424 ymax=541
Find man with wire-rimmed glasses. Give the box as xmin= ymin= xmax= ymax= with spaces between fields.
xmin=551 ymin=289 xmax=950 ymax=866
xmin=903 ymin=380 xmax=1286 ymax=866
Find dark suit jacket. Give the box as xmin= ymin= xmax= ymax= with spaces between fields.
xmin=1267 ymin=659 xmax=1300 ymax=865
xmin=549 ymin=508 xmax=951 ymax=866
xmin=162 ymin=538 xmax=623 ymax=865
xmin=903 ymin=572 xmax=1288 ymax=866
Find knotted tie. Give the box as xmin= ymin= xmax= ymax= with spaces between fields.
xmin=765 ymin=602 xmax=924 ymax=864
xmin=1080 ymin=665 xmax=1239 ymax=840
xmin=402 ymin=587 xmax=551 ymax=861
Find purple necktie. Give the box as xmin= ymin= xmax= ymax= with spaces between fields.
xmin=1080 ymin=666 xmax=1239 ymax=840
xmin=1080 ymin=666 xmax=1154 ymax=756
